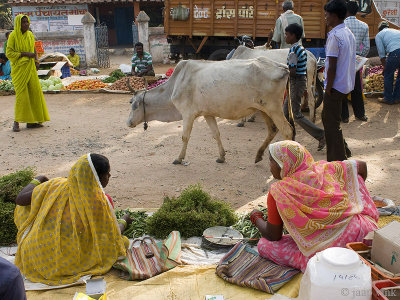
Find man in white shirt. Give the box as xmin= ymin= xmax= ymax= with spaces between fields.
xmin=322 ymin=0 xmax=356 ymax=162
xmin=342 ymin=0 xmax=369 ymax=123
xmin=268 ymin=0 xmax=305 ymax=49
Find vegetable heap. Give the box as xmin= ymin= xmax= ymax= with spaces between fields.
xmin=108 ymin=77 xmax=145 ymax=91
xmin=115 ymin=209 xmax=148 ymax=238
xmin=147 ymin=78 xmax=168 ymax=90
xmin=165 ymin=68 xmax=174 ymax=77
xmin=0 ymin=168 xmax=35 ymax=245
xmin=40 ymin=76 xmax=64 ymax=91
xmin=0 ymin=80 xmax=14 ymax=92
xmin=364 ymin=66 xmax=397 ymax=93
xmin=146 ymin=185 xmax=237 ymax=238
xmin=66 ymin=79 xmax=107 ymax=90
xmin=103 ymin=70 xmax=126 ymax=83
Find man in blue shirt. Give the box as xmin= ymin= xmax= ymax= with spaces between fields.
xmin=322 ymin=0 xmax=356 ymax=162
xmin=284 ymin=23 xmax=325 ymax=151
xmin=375 ymin=21 xmax=400 ymax=105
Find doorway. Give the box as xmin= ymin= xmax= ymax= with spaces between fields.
xmin=114 ymin=6 xmax=134 ymax=45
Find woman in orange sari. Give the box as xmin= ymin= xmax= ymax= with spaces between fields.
xmin=251 ymin=141 xmax=378 ymax=272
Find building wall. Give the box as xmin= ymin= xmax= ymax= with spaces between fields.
xmin=149 ymin=27 xmax=169 ymax=63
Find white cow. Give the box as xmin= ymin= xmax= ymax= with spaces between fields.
xmin=127 ymin=57 xmax=294 ymax=164
xmin=232 ymin=45 xmax=318 ymax=122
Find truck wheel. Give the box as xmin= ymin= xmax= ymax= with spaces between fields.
xmin=208 ymin=49 xmax=231 ymax=61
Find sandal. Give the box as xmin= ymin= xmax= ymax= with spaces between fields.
xmin=12 ymin=121 xmax=20 ymax=132
xmin=26 ymin=123 xmax=44 ymax=128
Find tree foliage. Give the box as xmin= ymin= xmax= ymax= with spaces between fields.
xmin=0 ymin=0 xmax=13 ymax=30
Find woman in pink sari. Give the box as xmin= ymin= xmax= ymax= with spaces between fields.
xmin=252 ymin=141 xmax=378 ymax=272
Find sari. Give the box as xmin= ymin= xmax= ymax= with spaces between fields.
xmin=14 ymin=154 xmax=128 ymax=285
xmin=6 ymin=15 xmax=49 ymax=124
xmin=258 ymin=141 xmax=378 ymax=271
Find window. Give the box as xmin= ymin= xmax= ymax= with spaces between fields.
xmin=358 ymin=0 xmax=372 ymax=14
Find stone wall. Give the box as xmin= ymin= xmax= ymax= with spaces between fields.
xmin=149 ymin=27 xmax=169 ymax=64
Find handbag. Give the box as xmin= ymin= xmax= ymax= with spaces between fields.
xmin=114 ymin=231 xmax=181 ymax=280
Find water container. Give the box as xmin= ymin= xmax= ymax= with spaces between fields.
xmin=299 ymin=247 xmax=372 ymax=300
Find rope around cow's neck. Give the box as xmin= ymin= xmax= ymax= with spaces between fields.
xmin=143 ymin=90 xmax=148 ymax=131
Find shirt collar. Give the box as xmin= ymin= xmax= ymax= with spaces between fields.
xmin=328 ymin=23 xmax=345 ymax=36
xmin=345 ymin=16 xmax=357 ymax=20
xmin=284 ymin=10 xmax=294 ymax=15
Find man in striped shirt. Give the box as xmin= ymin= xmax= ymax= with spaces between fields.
xmin=131 ymin=42 xmax=155 ymax=77
xmin=284 ymin=23 xmax=325 ymax=151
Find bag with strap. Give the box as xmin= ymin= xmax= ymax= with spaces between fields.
xmin=114 ymin=231 xmax=181 ymax=280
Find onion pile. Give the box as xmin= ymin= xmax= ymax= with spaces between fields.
xmin=147 ymin=78 xmax=169 ymax=90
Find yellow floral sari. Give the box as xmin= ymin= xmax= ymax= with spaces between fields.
xmin=6 ymin=15 xmax=49 ymax=124
xmin=14 ymin=154 xmax=128 ymax=285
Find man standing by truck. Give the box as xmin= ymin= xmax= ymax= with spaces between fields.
xmin=268 ymin=0 xmax=305 ymax=49
xmin=342 ymin=0 xmax=369 ymax=122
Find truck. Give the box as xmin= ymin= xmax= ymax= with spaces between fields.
xmin=164 ymin=0 xmax=400 ymax=59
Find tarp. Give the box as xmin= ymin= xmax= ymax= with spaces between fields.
xmin=26 ymin=265 xmax=302 ymax=300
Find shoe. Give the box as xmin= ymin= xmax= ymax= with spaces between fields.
xmin=342 ymin=118 xmax=349 ymax=123
xmin=317 ymin=137 xmax=326 ymax=151
xmin=378 ymin=98 xmax=394 ymax=105
xmin=356 ymin=115 xmax=368 ymax=122
xmin=27 ymin=123 xmax=44 ymax=128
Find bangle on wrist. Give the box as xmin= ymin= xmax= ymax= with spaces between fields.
xmin=117 ymin=219 xmax=127 ymax=228
xmin=250 ymin=212 xmax=264 ymax=225
xmin=30 ymin=179 xmax=41 ymax=186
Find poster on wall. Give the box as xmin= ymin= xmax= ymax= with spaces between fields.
xmin=42 ymin=39 xmax=86 ymax=64
xmin=12 ymin=5 xmax=88 ymax=32
xmin=374 ymin=1 xmax=400 ymax=26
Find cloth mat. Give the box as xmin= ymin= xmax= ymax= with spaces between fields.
xmin=26 ymin=265 xmax=303 ymax=300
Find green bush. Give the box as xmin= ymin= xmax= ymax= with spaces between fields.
xmin=146 ymin=185 xmax=238 ymax=239
xmin=0 ymin=168 xmax=35 ymax=245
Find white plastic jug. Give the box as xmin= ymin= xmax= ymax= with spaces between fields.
xmin=298 ymin=247 xmax=371 ymax=300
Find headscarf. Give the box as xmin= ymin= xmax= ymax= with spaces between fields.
xmin=8 ymin=15 xmax=35 ymax=63
xmin=268 ymin=141 xmax=365 ymax=257
xmin=14 ymin=154 xmax=128 ymax=285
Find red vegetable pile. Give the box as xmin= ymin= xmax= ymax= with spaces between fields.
xmin=147 ymin=78 xmax=169 ymax=90
xmin=367 ymin=65 xmax=383 ymax=76
xmin=166 ymin=68 xmax=174 ymax=77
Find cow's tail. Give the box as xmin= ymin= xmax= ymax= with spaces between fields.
xmin=286 ymin=78 xmax=296 ymax=141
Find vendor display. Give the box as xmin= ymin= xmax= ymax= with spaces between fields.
xmin=108 ymin=77 xmax=145 ymax=91
xmin=66 ymin=79 xmax=107 ymax=90
xmin=40 ymin=76 xmax=64 ymax=91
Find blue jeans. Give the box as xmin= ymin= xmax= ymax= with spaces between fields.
xmin=384 ymin=48 xmax=400 ymax=103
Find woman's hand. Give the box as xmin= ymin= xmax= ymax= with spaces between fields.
xmin=36 ymin=175 xmax=49 ymax=183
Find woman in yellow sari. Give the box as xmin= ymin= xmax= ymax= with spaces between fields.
xmin=14 ymin=154 xmax=130 ymax=285
xmin=6 ymin=15 xmax=50 ymax=132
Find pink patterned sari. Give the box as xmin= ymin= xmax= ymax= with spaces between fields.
xmin=258 ymin=141 xmax=378 ymax=272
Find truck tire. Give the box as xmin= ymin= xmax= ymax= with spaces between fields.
xmin=208 ymin=49 xmax=231 ymax=61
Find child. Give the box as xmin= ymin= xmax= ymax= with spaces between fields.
xmin=67 ymin=48 xmax=80 ymax=69
xmin=284 ymin=23 xmax=325 ymax=151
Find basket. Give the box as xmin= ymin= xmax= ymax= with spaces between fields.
xmin=346 ymin=242 xmax=400 ymax=283
xmin=372 ymin=280 xmax=399 ymax=300
xmin=61 ymin=65 xmax=71 ymax=78
xmin=144 ymin=75 xmax=161 ymax=85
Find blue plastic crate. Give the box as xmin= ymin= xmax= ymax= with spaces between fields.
xmin=61 ymin=65 xmax=71 ymax=78
xmin=306 ymin=48 xmax=326 ymax=60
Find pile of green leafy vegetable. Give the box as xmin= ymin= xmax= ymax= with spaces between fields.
xmin=115 ymin=209 xmax=148 ymax=238
xmin=0 ymin=80 xmax=14 ymax=92
xmin=233 ymin=207 xmax=289 ymax=243
xmin=103 ymin=69 xmax=126 ymax=83
xmin=0 ymin=168 xmax=35 ymax=245
xmin=146 ymin=185 xmax=238 ymax=239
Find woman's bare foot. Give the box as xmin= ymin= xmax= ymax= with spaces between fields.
xmin=26 ymin=123 xmax=44 ymax=128
xmin=13 ymin=121 xmax=20 ymax=132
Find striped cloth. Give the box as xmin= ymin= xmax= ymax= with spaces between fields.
xmin=131 ymin=51 xmax=152 ymax=72
xmin=287 ymin=43 xmax=307 ymax=75
xmin=216 ymin=242 xmax=299 ymax=293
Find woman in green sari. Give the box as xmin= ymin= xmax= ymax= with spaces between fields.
xmin=6 ymin=15 xmax=50 ymax=132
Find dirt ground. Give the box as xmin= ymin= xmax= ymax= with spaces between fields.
xmin=1 ymin=65 xmax=400 ymax=210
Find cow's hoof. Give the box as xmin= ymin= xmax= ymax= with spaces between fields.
xmin=236 ymin=122 xmax=244 ymax=127
xmin=255 ymin=156 xmax=263 ymax=163
xmin=172 ymin=159 xmax=182 ymax=165
xmin=216 ymin=158 xmax=225 ymax=163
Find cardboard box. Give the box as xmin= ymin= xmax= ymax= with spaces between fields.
xmin=85 ymin=278 xmax=106 ymax=300
xmin=372 ymin=221 xmax=400 ymax=274
xmin=37 ymin=61 xmax=67 ymax=78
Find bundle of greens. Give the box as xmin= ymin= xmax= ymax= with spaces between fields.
xmin=146 ymin=185 xmax=237 ymax=239
xmin=0 ymin=168 xmax=35 ymax=245
xmin=0 ymin=80 xmax=14 ymax=92
xmin=115 ymin=209 xmax=148 ymax=239
xmin=103 ymin=69 xmax=126 ymax=83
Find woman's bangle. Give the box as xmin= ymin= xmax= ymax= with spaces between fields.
xmin=250 ymin=212 xmax=264 ymax=225
xmin=117 ymin=219 xmax=127 ymax=228
xmin=30 ymin=179 xmax=41 ymax=186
